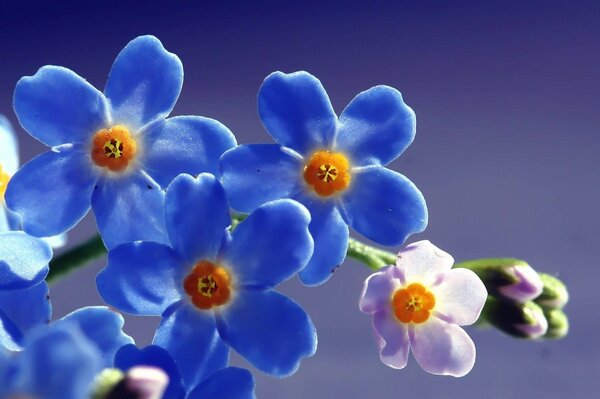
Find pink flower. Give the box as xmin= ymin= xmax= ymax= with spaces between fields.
xmin=359 ymin=240 xmax=487 ymax=377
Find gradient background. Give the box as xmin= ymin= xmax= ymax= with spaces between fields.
xmin=1 ymin=1 xmax=598 ymax=398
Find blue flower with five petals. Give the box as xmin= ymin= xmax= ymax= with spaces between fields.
xmin=0 ymin=306 xmax=133 ymax=399
xmin=220 ymin=71 xmax=428 ymax=286
xmin=6 ymin=36 xmax=237 ymax=249
xmin=97 ymin=173 xmax=317 ymax=386
xmin=115 ymin=344 xmax=255 ymax=399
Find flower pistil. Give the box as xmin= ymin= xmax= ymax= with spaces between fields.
xmin=303 ymin=150 xmax=351 ymax=196
xmin=184 ymin=260 xmax=231 ymax=309
xmin=91 ymin=125 xmax=137 ymax=172
xmin=392 ymin=283 xmax=436 ymax=324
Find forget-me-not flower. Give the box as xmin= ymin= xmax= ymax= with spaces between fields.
xmin=97 ymin=173 xmax=316 ymax=386
xmin=115 ymin=344 xmax=256 ymax=399
xmin=6 ymin=35 xmax=236 ymax=249
xmin=359 ymin=240 xmax=487 ymax=377
xmin=220 ymin=71 xmax=428 ymax=286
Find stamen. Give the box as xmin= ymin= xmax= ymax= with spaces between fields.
xmin=304 ymin=150 xmax=351 ymax=196
xmin=184 ymin=261 xmax=231 ymax=309
xmin=392 ymin=283 xmax=436 ymax=324
xmin=91 ymin=125 xmax=137 ymax=172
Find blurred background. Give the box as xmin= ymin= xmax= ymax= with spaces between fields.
xmin=1 ymin=1 xmax=598 ymax=397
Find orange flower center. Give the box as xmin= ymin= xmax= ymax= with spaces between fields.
xmin=183 ymin=261 xmax=231 ymax=310
xmin=0 ymin=164 xmax=10 ymax=201
xmin=392 ymin=283 xmax=436 ymax=324
xmin=91 ymin=125 xmax=137 ymax=172
xmin=303 ymin=150 xmax=351 ymax=196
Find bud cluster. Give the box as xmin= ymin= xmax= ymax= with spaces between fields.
xmin=456 ymin=259 xmax=569 ymax=339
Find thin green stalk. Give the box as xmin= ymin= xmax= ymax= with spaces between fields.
xmin=47 ymin=235 xmax=106 ymax=283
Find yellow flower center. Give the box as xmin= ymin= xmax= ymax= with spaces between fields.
xmin=91 ymin=125 xmax=137 ymax=172
xmin=0 ymin=164 xmax=10 ymax=201
xmin=184 ymin=261 xmax=232 ymax=310
xmin=392 ymin=283 xmax=436 ymax=324
xmin=303 ymin=150 xmax=351 ymax=196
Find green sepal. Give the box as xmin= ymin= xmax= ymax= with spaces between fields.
xmin=481 ymin=297 xmax=547 ymax=339
xmin=91 ymin=368 xmax=125 ymax=399
xmin=543 ymin=308 xmax=569 ymax=339
xmin=535 ymin=273 xmax=569 ymax=309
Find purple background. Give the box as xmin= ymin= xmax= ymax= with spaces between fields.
xmin=1 ymin=1 xmax=598 ymax=397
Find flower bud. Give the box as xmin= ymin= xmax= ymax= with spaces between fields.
xmin=483 ymin=298 xmax=548 ymax=339
xmin=92 ymin=367 xmax=168 ymax=399
xmin=535 ymin=273 xmax=569 ymax=309
xmin=497 ymin=264 xmax=543 ymax=303
xmin=456 ymin=259 xmax=543 ymax=303
xmin=543 ymin=308 xmax=569 ymax=339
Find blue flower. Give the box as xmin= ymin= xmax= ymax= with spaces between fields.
xmin=5 ymin=36 xmax=237 ymax=250
xmin=220 ymin=71 xmax=428 ymax=286
xmin=97 ymin=173 xmax=316 ymax=386
xmin=115 ymin=344 xmax=256 ymax=399
xmin=0 ymin=306 xmax=133 ymax=399
xmin=0 ymin=114 xmax=66 ymax=247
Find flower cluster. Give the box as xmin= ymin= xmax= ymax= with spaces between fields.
xmin=0 ymin=34 xmax=568 ymax=398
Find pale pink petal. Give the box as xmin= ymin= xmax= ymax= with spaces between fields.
xmin=410 ymin=317 xmax=476 ymax=377
xmin=433 ymin=268 xmax=487 ymax=326
xmin=397 ymin=240 xmax=454 ymax=285
xmin=516 ymin=304 xmax=548 ymax=338
xmin=359 ymin=265 xmax=403 ymax=314
xmin=499 ymin=264 xmax=543 ymax=303
xmin=372 ymin=310 xmax=410 ymax=369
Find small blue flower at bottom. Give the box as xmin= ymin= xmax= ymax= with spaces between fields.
xmin=0 ymin=306 xmax=133 ymax=399
xmin=6 ymin=35 xmax=236 ymax=250
xmin=115 ymin=344 xmax=255 ymax=399
xmin=97 ymin=173 xmax=316 ymax=387
xmin=220 ymin=71 xmax=428 ymax=286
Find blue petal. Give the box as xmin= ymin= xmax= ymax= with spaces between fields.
xmin=341 ymin=167 xmax=428 ymax=246
xmin=97 ymin=242 xmax=183 ymax=316
xmin=0 ymin=232 xmax=52 ymax=290
xmin=153 ymin=303 xmax=229 ymax=389
xmin=293 ymin=195 xmax=349 ymax=286
xmin=0 ymin=281 xmax=51 ymax=350
xmin=258 ymin=71 xmax=337 ymax=155
xmin=55 ymin=306 xmax=134 ymax=369
xmin=19 ymin=325 xmax=101 ymax=399
xmin=115 ymin=344 xmax=186 ymax=399
xmin=188 ymin=367 xmax=255 ymax=399
xmin=0 ymin=208 xmax=9 ymax=233
xmin=104 ymin=35 xmax=183 ymax=130
xmin=92 ymin=171 xmax=168 ymax=249
xmin=0 ymin=346 xmax=17 ymax=396
xmin=335 ymin=86 xmax=416 ymax=167
xmin=222 ymin=199 xmax=313 ymax=289
xmin=5 ymin=145 xmax=99 ymax=237
xmin=13 ymin=66 xmax=108 ymax=147
xmin=0 ymin=114 xmax=19 ymax=175
xmin=142 ymin=116 xmax=237 ymax=188
xmin=215 ymin=290 xmax=317 ymax=377
xmin=219 ymin=144 xmax=304 ymax=213
xmin=165 ymin=174 xmax=230 ymax=264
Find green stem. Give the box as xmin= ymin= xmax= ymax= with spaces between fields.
xmin=346 ymin=238 xmax=396 ymax=269
xmin=47 ymin=235 xmax=106 ymax=283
